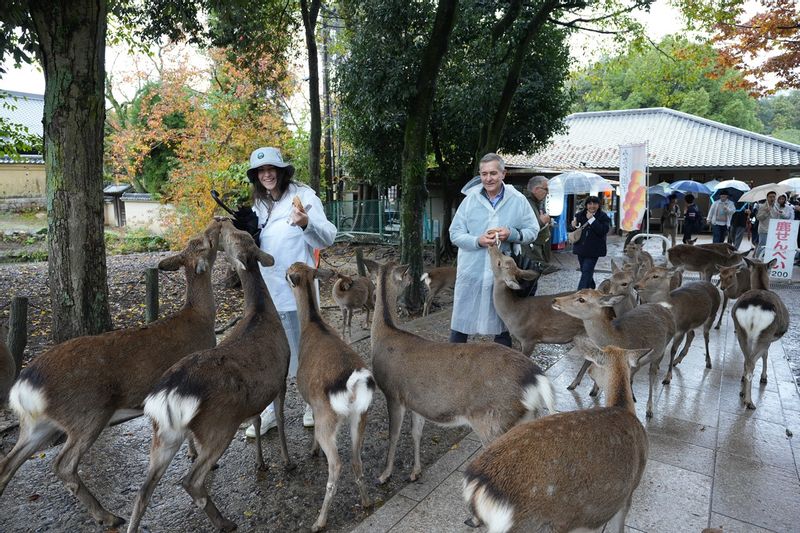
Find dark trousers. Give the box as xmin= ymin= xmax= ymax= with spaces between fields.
xmin=683 ymin=226 xmax=695 ymax=244
xmin=577 ymin=256 xmax=598 ymax=290
xmin=712 ymin=224 xmax=728 ymax=243
xmin=449 ymin=329 xmax=512 ymax=347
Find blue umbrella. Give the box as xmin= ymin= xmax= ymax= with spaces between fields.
xmin=670 ymin=180 xmax=713 ymax=195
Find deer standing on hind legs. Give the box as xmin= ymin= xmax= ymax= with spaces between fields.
xmin=364 ymin=259 xmax=554 ymax=485
xmin=286 ymin=262 xmax=374 ymax=532
xmin=731 ymin=258 xmax=789 ymax=410
xmin=0 ymin=220 xmax=223 ymax=527
xmin=127 ymin=220 xmax=293 ymax=532
xmin=463 ymin=346 xmax=650 ymax=533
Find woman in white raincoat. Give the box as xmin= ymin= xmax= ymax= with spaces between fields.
xmin=449 ymin=153 xmax=539 ymax=344
xmin=241 ymin=147 xmax=338 ymax=438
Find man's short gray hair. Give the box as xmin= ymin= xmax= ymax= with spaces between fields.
xmin=479 ymin=153 xmax=505 ymax=171
xmin=527 ymin=175 xmax=548 ymax=190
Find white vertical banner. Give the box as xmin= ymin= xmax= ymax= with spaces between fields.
xmin=764 ymin=219 xmax=799 ymax=281
xmin=618 ymin=143 xmax=648 ymax=232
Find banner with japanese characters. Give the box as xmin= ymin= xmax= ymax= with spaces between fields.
xmin=618 ymin=143 xmax=648 ymax=232
xmin=764 ymin=219 xmax=799 ymax=281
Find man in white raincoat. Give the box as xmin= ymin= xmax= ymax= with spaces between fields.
xmin=449 ymin=153 xmax=539 ymax=345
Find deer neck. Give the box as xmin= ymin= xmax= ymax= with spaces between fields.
xmin=239 ymin=264 xmax=277 ymax=318
xmin=751 ymin=269 xmax=769 ymax=291
xmin=582 ymin=307 xmax=619 ymax=347
xmin=605 ymin=366 xmax=635 ymax=413
xmin=183 ymin=266 xmax=216 ymax=322
xmin=372 ymin=269 xmax=400 ymax=340
xmin=294 ymin=279 xmax=324 ymax=330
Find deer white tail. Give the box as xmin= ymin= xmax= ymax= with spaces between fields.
xmin=144 ymin=389 xmax=200 ymax=440
xmin=420 ymin=272 xmax=431 ymax=288
xmin=9 ymin=379 xmax=48 ymax=422
xmin=735 ymin=305 xmax=775 ymax=355
xmin=463 ymin=477 xmax=514 ymax=533
xmin=522 ymin=375 xmax=555 ymax=413
xmin=329 ymin=368 xmax=375 ymax=416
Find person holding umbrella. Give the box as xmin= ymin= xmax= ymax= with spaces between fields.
xmin=707 ymin=191 xmax=735 ymax=243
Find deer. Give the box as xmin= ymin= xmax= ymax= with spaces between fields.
xmin=332 ymin=272 xmax=375 ymax=339
xmin=685 ymin=238 xmax=738 ymax=255
xmin=732 ymin=258 xmax=789 ymax=410
xmin=127 ymin=219 xmax=293 ymax=532
xmin=285 ymin=262 xmax=375 ymax=532
xmin=1 ymin=219 xmax=223 ymax=527
xmin=714 ymin=262 xmax=752 ymax=329
xmin=623 ymin=242 xmax=654 ymax=279
xmin=487 ymin=244 xmax=583 ymax=356
xmin=463 ymin=345 xmax=650 ymax=533
xmin=421 ymin=266 xmax=456 ymax=316
xmin=0 ymin=321 xmax=13 ymax=404
xmin=552 ymin=290 xmax=676 ymax=418
xmin=667 ymin=244 xmax=750 ymax=281
xmin=634 ymin=266 xmax=721 ymax=382
xmin=364 ymin=258 xmax=555 ymax=484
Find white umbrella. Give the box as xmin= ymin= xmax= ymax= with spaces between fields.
xmin=713 ymin=179 xmax=750 ymax=192
xmin=703 ymin=179 xmax=720 ymax=190
xmin=551 ymin=171 xmax=614 ymax=194
xmin=738 ymin=183 xmax=793 ymax=203
xmin=778 ymin=177 xmax=800 ymax=194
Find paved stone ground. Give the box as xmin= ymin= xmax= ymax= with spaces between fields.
xmin=351 ymin=235 xmax=800 ymax=533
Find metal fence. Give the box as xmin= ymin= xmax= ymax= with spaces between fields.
xmin=323 ymin=199 xmax=440 ymax=242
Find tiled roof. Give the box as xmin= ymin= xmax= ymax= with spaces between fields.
xmin=504 ymin=108 xmax=800 ymax=170
xmin=0 ymin=90 xmax=44 ymax=138
xmin=0 ymin=154 xmax=44 ymax=164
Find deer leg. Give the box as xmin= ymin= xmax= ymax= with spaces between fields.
xmin=186 ymin=435 xmax=198 ymax=461
xmin=272 ymin=385 xmax=295 ymax=470
xmin=672 ymin=329 xmax=692 ymax=366
xmin=0 ymin=420 xmax=60 ymax=496
xmin=54 ymin=420 xmax=124 ymax=527
xmin=182 ymin=428 xmax=238 ymax=532
xmin=662 ymin=333 xmax=683 ymax=385
xmin=127 ymin=424 xmax=184 ymax=533
xmin=351 ymin=412 xmax=372 ymax=508
xmin=760 ymin=348 xmax=770 ymax=384
xmin=340 ymin=308 xmax=347 ymax=338
xmin=714 ymin=295 xmax=728 ymax=330
xmin=567 ymin=359 xmax=592 ymax=390
xmin=646 ymin=356 xmax=661 ymax=418
xmin=311 ymin=413 xmax=342 ymax=533
xmin=251 ymin=415 xmax=267 ymax=472
xmin=741 ymin=355 xmax=757 ymax=409
xmin=377 ymin=398 xmax=406 ymax=485
xmin=409 ymin=411 xmax=426 ymax=482
xmin=703 ymin=321 xmax=713 ymax=368
xmin=606 ymin=496 xmax=632 ymax=533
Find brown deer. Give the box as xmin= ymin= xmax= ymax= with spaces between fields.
xmin=286 ymin=262 xmax=374 ymax=532
xmin=667 ymin=244 xmax=749 ymax=281
xmin=332 ymin=272 xmax=375 ymax=339
xmin=553 ymin=290 xmax=676 ymax=418
xmin=732 ymin=258 xmax=789 ymax=409
xmin=365 ymin=259 xmax=554 ymax=484
xmin=1 ymin=219 xmax=223 ymax=527
xmin=126 ymin=220 xmax=293 ymax=532
xmin=463 ymin=345 xmax=650 ymax=533
xmin=421 ymin=266 xmax=456 ymax=316
xmin=635 ymin=266 xmax=721 ymax=381
xmin=714 ymin=262 xmax=752 ymax=329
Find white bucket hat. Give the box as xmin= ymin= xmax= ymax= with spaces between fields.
xmin=246 ymin=147 xmax=295 ymax=183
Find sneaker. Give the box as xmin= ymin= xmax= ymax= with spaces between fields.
xmin=245 ymin=407 xmax=277 ymax=438
xmin=303 ymin=404 xmax=315 ymax=428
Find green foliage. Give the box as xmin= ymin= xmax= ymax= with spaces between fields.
xmin=758 ymin=91 xmax=800 ymax=141
xmin=338 ymin=0 xmax=574 ymax=186
xmin=104 ymin=228 xmax=170 ymax=254
xmin=571 ymin=35 xmax=763 ymax=131
xmin=0 ymin=92 xmax=43 ymax=158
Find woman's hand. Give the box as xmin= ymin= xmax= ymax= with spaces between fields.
xmin=290 ymin=206 xmax=309 ymax=229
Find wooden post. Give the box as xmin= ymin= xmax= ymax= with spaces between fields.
xmin=355 ymin=248 xmax=367 ymax=277
xmin=145 ymin=268 xmax=159 ymax=323
xmin=8 ymin=296 xmax=28 ymax=378
xmin=434 ymin=237 xmax=441 ymax=267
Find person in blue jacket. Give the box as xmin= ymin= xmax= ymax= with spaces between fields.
xmin=570 ymin=196 xmax=611 ymax=290
xmin=449 ymin=153 xmax=539 ymax=346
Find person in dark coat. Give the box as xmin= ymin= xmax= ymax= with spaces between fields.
xmin=571 ymin=196 xmax=611 ymax=290
xmin=682 ymin=193 xmax=702 ymax=243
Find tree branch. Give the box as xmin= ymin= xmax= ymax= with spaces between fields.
xmin=547 ymin=18 xmax=622 ymax=34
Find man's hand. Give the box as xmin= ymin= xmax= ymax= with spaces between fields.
xmin=539 ymin=213 xmax=551 ymax=226
xmin=479 ymin=227 xmax=510 ymax=247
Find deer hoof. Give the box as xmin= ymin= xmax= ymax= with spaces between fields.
xmin=99 ymin=514 xmax=125 ymax=527
xmin=662 ymin=378 xmax=671 ymax=385
xmin=465 ymin=516 xmax=482 ymax=528
xmin=745 ymin=402 xmax=757 ymax=410
xmin=409 ymin=472 xmax=421 ymax=482
xmin=219 ymin=518 xmax=238 ymax=532
xmin=760 ymin=376 xmax=768 ymax=384
xmin=375 ymin=475 xmax=390 ymax=486
xmin=311 ymin=521 xmax=325 ymax=532
xmin=645 ymin=410 xmax=653 ymax=419
xmin=706 ymin=362 xmax=712 ymax=369
xmin=566 ymin=383 xmax=577 ymax=391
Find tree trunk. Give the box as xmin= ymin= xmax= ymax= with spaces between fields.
xmin=322 ymin=19 xmax=334 ymax=203
xmin=400 ymin=0 xmax=459 ymax=311
xmin=30 ymin=0 xmax=113 ymax=342
xmin=301 ymin=0 xmax=322 ymax=195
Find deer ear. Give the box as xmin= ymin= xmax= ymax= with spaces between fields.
xmin=286 ymin=272 xmax=300 ymax=288
xmin=363 ymin=259 xmax=380 ymax=274
xmin=257 ymin=250 xmax=274 ymax=267
xmin=767 ymin=258 xmax=778 ymax=269
xmin=627 ymin=348 xmax=653 ymax=367
xmin=598 ymin=294 xmax=625 ymax=307
xmin=503 ymin=279 xmax=522 ymax=290
xmin=517 ymin=269 xmax=541 ymax=281
xmin=585 ymin=348 xmax=607 ymax=367
xmin=158 ymin=254 xmax=183 ymax=271
xmin=611 ymin=259 xmax=620 ymax=273
xmin=744 ymin=257 xmax=755 ymax=267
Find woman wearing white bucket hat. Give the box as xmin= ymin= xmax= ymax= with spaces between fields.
xmin=242 ymin=147 xmax=337 ymax=437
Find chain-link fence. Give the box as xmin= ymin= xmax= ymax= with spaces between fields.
xmin=324 ymin=199 xmax=440 ymax=243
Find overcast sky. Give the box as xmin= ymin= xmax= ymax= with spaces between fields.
xmin=0 ymin=0 xmax=694 ymax=96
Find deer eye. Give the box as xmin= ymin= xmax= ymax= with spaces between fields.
xmin=621 ymin=282 xmax=628 ymax=287
xmin=578 ymin=297 xmax=585 ymax=303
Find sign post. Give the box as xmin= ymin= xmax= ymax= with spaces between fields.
xmin=764 ymin=219 xmax=799 ymax=281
